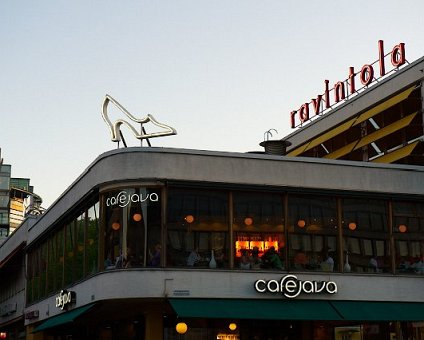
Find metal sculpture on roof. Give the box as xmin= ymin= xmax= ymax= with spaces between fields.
xmin=101 ymin=94 xmax=177 ymax=146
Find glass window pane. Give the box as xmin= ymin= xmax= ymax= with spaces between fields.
xmin=233 ymin=191 xmax=284 ymax=270
xmin=74 ymin=212 xmax=85 ymax=281
xmin=166 ymin=188 xmax=229 ymax=268
xmin=393 ymin=200 xmax=424 ymax=274
xmin=342 ymin=198 xmax=389 ymax=274
xmin=103 ymin=188 xmax=161 ymax=269
xmin=288 ymin=194 xmax=337 ymax=272
xmin=64 ymin=221 xmax=76 ymax=286
xmin=87 ymin=202 xmax=99 ymax=274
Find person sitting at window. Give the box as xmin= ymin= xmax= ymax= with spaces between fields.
xmin=262 ymin=246 xmax=284 ymax=270
xmin=187 ymin=248 xmax=201 ymax=266
xmin=240 ymin=249 xmax=251 ymax=269
xmin=320 ymin=247 xmax=334 ymax=272
xmin=148 ymin=243 xmax=161 ymax=266
xmin=294 ymin=250 xmax=308 ymax=270
xmin=250 ymin=246 xmax=262 ymax=269
xmin=104 ymin=253 xmax=115 ymax=269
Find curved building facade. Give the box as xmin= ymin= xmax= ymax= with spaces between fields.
xmin=0 ymin=147 xmax=422 ymax=339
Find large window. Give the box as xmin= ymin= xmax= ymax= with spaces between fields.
xmin=25 ymin=183 xmax=424 ymax=305
xmin=27 ymin=198 xmax=99 ymax=304
xmin=393 ymin=200 xmax=424 ymax=274
xmin=87 ymin=202 xmax=99 ymax=274
xmin=166 ymin=188 xmax=229 ymax=268
xmin=288 ymin=194 xmax=338 ymax=272
xmin=342 ymin=198 xmax=390 ymax=273
xmin=103 ymin=188 xmax=162 ymax=269
xmin=233 ymin=191 xmax=284 ymax=270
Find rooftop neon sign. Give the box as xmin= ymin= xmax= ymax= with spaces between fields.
xmin=290 ymin=40 xmax=406 ymax=129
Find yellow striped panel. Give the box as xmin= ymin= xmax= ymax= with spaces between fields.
xmin=286 ymin=118 xmax=356 ymax=156
xmin=324 ymin=112 xmax=418 ymax=160
xmin=10 ymin=200 xmax=24 ymax=212
xmin=287 ymin=85 xmax=416 ymax=157
xmin=371 ymin=141 xmax=420 ymax=164
xmin=353 ymin=86 xmax=416 ymax=126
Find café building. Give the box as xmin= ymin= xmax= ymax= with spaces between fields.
xmin=1 ymin=41 xmax=424 ymax=340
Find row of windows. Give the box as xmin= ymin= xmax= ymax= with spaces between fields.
xmin=27 ymin=201 xmax=99 ymax=304
xmin=27 ymin=185 xmax=424 ymax=304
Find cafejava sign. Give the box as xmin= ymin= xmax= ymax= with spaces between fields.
xmin=55 ymin=290 xmax=76 ymax=310
xmin=254 ymin=274 xmax=338 ymax=299
xmin=290 ymin=40 xmax=406 ymax=128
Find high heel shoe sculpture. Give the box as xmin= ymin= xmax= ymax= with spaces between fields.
xmin=101 ymin=94 xmax=176 ymax=145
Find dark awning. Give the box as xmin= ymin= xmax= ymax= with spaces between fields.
xmin=32 ymin=304 xmax=95 ymax=333
xmin=330 ymin=301 xmax=424 ymax=321
xmin=169 ymin=299 xmax=342 ymax=320
xmin=169 ymin=299 xmax=424 ymax=322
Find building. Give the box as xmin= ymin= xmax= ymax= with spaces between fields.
xmin=0 ymin=149 xmax=43 ymax=241
xmin=0 ymin=150 xmax=11 ymax=243
xmin=285 ymin=40 xmax=423 ymax=166
xmin=9 ymin=178 xmax=43 ymax=235
xmin=1 ymin=41 xmax=424 ymax=340
xmin=0 ymin=150 xmax=43 ymax=340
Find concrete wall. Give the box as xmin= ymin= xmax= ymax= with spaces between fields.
xmin=25 ymin=268 xmax=424 ymax=325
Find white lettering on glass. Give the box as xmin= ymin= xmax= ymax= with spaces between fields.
xmin=106 ymin=191 xmax=159 ymax=207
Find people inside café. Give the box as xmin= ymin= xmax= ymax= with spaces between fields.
xmin=214 ymin=248 xmax=226 ymax=268
xmin=104 ymin=253 xmax=115 ymax=269
xmin=124 ymin=247 xmax=135 ymax=268
xmin=320 ymin=247 xmax=334 ymax=272
xmin=412 ymin=256 xmax=424 ymax=274
xmin=262 ymin=246 xmax=284 ymax=270
xmin=187 ymin=248 xmax=201 ymax=266
xmin=250 ymin=246 xmax=262 ymax=269
xmin=148 ymin=243 xmax=161 ymax=266
xmin=369 ymin=256 xmax=379 ymax=272
xmin=240 ymin=249 xmax=251 ymax=269
xmin=294 ymin=250 xmax=308 ymax=270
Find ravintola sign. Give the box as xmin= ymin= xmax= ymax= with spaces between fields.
xmin=290 ymin=40 xmax=406 ymax=128
xmin=254 ymin=274 xmax=337 ymax=299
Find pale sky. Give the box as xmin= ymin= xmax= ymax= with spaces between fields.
xmin=1 ymin=1 xmax=423 ymax=207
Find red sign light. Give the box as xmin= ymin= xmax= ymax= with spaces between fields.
xmin=290 ymin=40 xmax=406 ymax=129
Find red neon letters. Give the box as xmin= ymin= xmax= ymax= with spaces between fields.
xmin=290 ymin=40 xmax=406 ymax=128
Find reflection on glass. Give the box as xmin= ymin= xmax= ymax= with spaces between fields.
xmin=342 ymin=198 xmax=389 ymax=273
xmin=393 ymin=201 xmax=424 ymax=274
xmin=166 ymin=188 xmax=229 ymax=268
xmin=288 ymin=195 xmax=337 ymax=272
xmin=103 ymin=188 xmax=161 ymax=269
xmin=233 ymin=192 xmax=284 ymax=270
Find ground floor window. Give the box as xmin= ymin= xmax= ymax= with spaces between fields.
xmin=163 ymin=319 xmax=424 ymax=340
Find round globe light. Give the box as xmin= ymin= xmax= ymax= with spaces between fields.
xmin=176 ymin=322 xmax=188 ymax=334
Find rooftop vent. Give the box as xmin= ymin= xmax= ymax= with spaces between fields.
xmin=259 ymin=129 xmax=291 ymax=156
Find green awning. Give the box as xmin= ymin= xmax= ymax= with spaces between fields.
xmin=32 ymin=304 xmax=95 ymax=333
xmin=170 ymin=299 xmax=424 ymax=322
xmin=169 ymin=299 xmax=342 ymax=320
xmin=330 ymin=301 xmax=424 ymax=321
